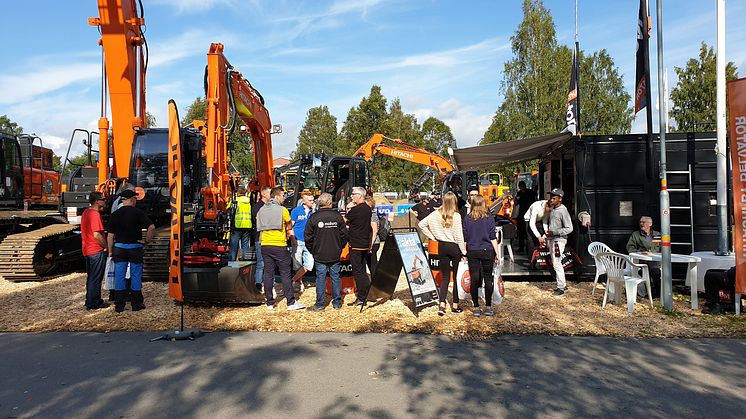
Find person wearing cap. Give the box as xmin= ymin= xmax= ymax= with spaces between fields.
xmin=107 ymin=189 xmax=155 ymax=312
xmin=545 ymin=188 xmax=573 ymax=296
xmin=427 ymin=190 xmax=442 ymax=212
xmin=410 ymin=195 xmax=432 ymax=222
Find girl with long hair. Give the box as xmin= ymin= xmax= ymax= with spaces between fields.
xmin=419 ymin=191 xmax=467 ymax=315
xmin=462 ymin=195 xmax=500 ymax=316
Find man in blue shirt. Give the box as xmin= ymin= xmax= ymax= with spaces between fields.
xmin=290 ymin=193 xmax=315 ymax=283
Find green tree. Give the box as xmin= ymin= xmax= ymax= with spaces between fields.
xmin=62 ymin=153 xmax=92 ymax=176
xmin=669 ymin=42 xmax=738 ymax=132
xmin=421 ymin=117 xmax=455 ymax=155
xmin=0 ymin=115 xmax=23 ymax=136
xmin=293 ymin=105 xmax=340 ymax=158
xmin=483 ymin=0 xmax=632 ymax=144
xmin=580 ymin=49 xmax=633 ymax=134
xmin=181 ymin=97 xmax=206 ymax=127
xmin=374 ymin=99 xmax=424 ymax=192
xmin=145 ymin=112 xmax=157 ymax=128
xmin=340 ymin=85 xmax=388 ymax=155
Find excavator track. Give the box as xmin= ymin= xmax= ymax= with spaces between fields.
xmin=142 ymin=226 xmax=170 ymax=282
xmin=0 ymin=224 xmax=81 ymax=281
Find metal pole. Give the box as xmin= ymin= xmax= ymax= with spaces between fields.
xmin=716 ymin=0 xmax=729 ymax=255
xmin=656 ymin=0 xmax=673 ymax=310
xmin=644 ymin=0 xmax=655 ymax=183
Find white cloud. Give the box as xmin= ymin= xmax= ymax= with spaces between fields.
xmin=407 ymin=98 xmax=493 ymax=148
xmin=0 ymin=62 xmax=99 ymax=105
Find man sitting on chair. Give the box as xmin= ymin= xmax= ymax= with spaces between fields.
xmin=626 ymin=216 xmax=662 ymax=298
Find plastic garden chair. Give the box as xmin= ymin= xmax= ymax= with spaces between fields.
xmin=596 ymin=252 xmax=653 ymax=313
xmin=588 ymin=241 xmax=612 ymax=295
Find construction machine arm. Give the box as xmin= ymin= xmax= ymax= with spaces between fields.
xmin=353 ymin=134 xmax=455 ymax=181
xmin=89 ymin=0 xmax=147 ymax=184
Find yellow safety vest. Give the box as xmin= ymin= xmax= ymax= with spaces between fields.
xmin=231 ymin=196 xmax=253 ymax=229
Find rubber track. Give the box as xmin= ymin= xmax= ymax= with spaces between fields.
xmin=0 ymin=224 xmax=78 ymax=281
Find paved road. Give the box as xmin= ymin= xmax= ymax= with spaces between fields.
xmin=1 ymin=332 xmax=745 ymax=418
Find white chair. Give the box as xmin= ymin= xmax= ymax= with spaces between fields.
xmin=588 ymin=241 xmax=612 ymax=295
xmin=596 ymin=252 xmax=654 ymax=313
xmin=495 ymin=226 xmax=514 ymax=262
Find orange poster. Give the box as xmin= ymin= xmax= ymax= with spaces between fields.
xmin=728 ymin=77 xmax=746 ymax=294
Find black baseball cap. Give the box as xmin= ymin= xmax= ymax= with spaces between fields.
xmin=119 ymin=189 xmax=137 ymax=199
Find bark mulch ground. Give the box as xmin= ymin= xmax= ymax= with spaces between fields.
xmin=1 ymin=272 xmax=745 ymax=338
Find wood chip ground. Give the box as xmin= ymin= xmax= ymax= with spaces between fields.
xmin=1 ymin=272 xmax=744 ymax=338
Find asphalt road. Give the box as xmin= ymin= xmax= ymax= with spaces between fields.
xmin=1 ymin=332 xmax=745 ymax=418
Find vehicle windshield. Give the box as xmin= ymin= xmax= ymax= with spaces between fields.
xmin=129 ymin=130 xmax=169 ymax=189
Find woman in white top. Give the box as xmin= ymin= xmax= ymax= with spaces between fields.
xmin=419 ymin=192 xmax=467 ymax=316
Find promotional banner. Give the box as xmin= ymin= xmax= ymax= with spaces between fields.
xmin=728 ymin=77 xmax=746 ymax=294
xmin=395 ymin=233 xmax=439 ymax=308
xmin=634 ymin=0 xmax=650 ymax=114
xmin=564 ymin=48 xmax=579 ymax=135
xmin=366 ymin=233 xmax=439 ymax=314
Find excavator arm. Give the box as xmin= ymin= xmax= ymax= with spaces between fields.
xmin=353 ymin=133 xmax=455 ymax=181
xmin=88 ymin=0 xmax=147 ymax=184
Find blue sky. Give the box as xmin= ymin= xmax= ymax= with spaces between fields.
xmin=1 ymin=0 xmax=744 ymax=161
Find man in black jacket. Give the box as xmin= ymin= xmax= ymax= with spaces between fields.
xmin=304 ymin=192 xmax=348 ymax=311
xmin=345 ymin=186 xmax=373 ymax=306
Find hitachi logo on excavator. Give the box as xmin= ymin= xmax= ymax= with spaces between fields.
xmin=390 ymin=150 xmax=414 ymax=159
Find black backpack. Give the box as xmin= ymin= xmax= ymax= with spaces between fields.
xmin=377 ymin=215 xmax=391 ymax=241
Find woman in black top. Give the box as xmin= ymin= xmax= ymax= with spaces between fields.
xmin=462 ymin=195 xmax=499 ymax=317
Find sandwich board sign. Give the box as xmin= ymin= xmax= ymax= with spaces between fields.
xmin=365 ymin=232 xmax=439 ymax=315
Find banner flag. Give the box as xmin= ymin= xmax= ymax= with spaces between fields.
xmin=728 ymin=77 xmax=746 ymax=295
xmin=634 ymin=0 xmax=651 ymax=114
xmin=563 ymin=48 xmax=579 ymax=135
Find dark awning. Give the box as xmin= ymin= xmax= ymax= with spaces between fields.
xmin=452 ymin=132 xmax=573 ymax=170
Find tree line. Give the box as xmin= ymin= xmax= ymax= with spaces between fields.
xmin=1 ymin=0 xmax=737 ymax=190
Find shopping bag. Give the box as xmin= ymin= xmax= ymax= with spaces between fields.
xmin=103 ymin=257 xmax=115 ymax=290
xmin=455 ymin=263 xmax=470 ymax=301
xmin=560 ymin=247 xmax=582 ymax=270
xmin=530 ymin=244 xmax=551 ymax=269
xmin=492 ymin=263 xmax=505 ymax=305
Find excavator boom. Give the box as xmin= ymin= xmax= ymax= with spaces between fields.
xmin=354 ymin=133 xmax=455 ymax=181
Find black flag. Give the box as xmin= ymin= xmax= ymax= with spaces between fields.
xmin=634 ymin=0 xmax=650 ymax=114
xmin=564 ymin=47 xmax=579 ymax=135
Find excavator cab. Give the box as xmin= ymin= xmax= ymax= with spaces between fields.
xmin=283 ymin=154 xmax=370 ymax=210
xmin=128 ymin=129 xmax=170 ymax=225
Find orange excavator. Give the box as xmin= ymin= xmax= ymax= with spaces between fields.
xmin=167 ymin=43 xmax=275 ymax=304
xmin=353 ymin=133 xmax=481 ymax=202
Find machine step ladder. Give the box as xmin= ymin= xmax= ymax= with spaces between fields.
xmin=666 ymin=164 xmax=694 ymax=252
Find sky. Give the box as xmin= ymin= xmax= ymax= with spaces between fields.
xmin=0 ymin=0 xmax=744 ymax=161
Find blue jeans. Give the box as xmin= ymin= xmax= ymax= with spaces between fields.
xmin=315 ymin=261 xmax=341 ymax=308
xmin=112 ymin=244 xmax=143 ymax=292
xmin=229 ymin=228 xmax=252 ymax=261
xmin=254 ymin=242 xmax=263 ymax=285
xmin=84 ymin=250 xmax=107 ymax=308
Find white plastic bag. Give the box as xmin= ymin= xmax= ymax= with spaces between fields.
xmin=492 ymin=263 xmax=505 ymax=305
xmin=103 ymin=257 xmax=115 ymax=290
xmin=455 ymin=263 xmax=470 ymax=301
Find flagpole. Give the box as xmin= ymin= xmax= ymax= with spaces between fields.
xmin=655 ymin=0 xmax=673 ymax=311
xmin=643 ymin=0 xmax=655 ymax=182
xmin=575 ymin=0 xmax=581 ymax=134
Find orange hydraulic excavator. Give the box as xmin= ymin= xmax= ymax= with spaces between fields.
xmin=167 ymin=43 xmax=276 ymax=304
xmin=353 ymin=133 xmax=481 ymax=202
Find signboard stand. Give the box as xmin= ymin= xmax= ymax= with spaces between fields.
xmin=363 ymin=232 xmax=439 ymax=315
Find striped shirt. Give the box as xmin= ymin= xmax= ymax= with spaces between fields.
xmin=418 ymin=210 xmax=467 ymax=255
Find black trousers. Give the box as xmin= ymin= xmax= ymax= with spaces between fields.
xmin=366 ymin=243 xmax=380 ymax=279
xmin=349 ymin=248 xmax=370 ymax=301
xmin=438 ymin=241 xmax=462 ymax=304
xmin=262 ymin=245 xmax=295 ymax=306
xmin=525 ymin=222 xmax=541 ymax=257
xmin=515 ymin=217 xmax=527 ymax=250
xmin=467 ymin=249 xmax=495 ymax=307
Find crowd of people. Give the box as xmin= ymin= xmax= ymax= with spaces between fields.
xmin=80 ymin=181 xmax=736 ymax=316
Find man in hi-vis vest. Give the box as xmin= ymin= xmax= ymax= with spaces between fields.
xmin=229 ymin=185 xmax=253 ymax=261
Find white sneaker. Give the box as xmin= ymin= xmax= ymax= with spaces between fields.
xmin=287 ymin=302 xmax=306 ymax=311
xmin=266 ymin=304 xmax=275 ymax=311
